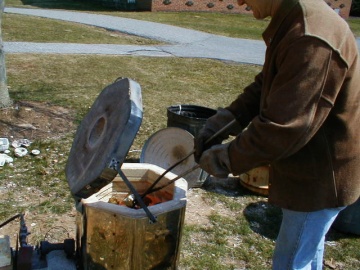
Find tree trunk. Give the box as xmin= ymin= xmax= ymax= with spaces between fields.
xmin=0 ymin=0 xmax=12 ymax=108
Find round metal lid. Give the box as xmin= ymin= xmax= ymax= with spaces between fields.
xmin=66 ymin=78 xmax=142 ymax=198
xmin=140 ymin=127 xmax=202 ymax=188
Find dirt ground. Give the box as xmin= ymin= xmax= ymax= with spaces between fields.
xmin=0 ymin=101 xmax=75 ymax=141
xmin=0 ymin=101 xmax=235 ymax=248
xmin=0 ymin=101 xmax=77 ymax=246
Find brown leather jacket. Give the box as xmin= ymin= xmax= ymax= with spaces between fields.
xmin=226 ymin=0 xmax=360 ymax=211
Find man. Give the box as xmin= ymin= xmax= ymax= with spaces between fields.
xmin=194 ymin=0 xmax=360 ymax=269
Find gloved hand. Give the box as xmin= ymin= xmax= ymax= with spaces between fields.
xmin=198 ymin=143 xmax=232 ymax=178
xmin=194 ymin=108 xmax=241 ymax=163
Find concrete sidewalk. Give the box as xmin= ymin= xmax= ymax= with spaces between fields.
xmin=4 ymin=7 xmax=266 ymax=65
xmin=4 ymin=7 xmax=360 ymax=65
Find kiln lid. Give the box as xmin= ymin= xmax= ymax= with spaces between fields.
xmin=65 ymin=78 xmax=142 ymax=199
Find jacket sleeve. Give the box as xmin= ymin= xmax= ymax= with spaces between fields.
xmin=226 ymin=71 xmax=263 ymax=128
xmin=227 ymin=37 xmax=348 ymax=175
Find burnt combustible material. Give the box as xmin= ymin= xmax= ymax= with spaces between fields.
xmin=108 ymin=189 xmax=173 ymax=208
xmin=172 ymin=145 xmax=188 ymax=161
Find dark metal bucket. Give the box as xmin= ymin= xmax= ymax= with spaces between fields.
xmin=167 ymin=104 xmax=216 ymax=138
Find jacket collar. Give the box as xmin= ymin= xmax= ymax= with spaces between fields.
xmin=262 ymin=0 xmax=299 ymax=46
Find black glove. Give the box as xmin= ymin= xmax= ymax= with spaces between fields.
xmin=198 ymin=143 xmax=232 ymax=178
xmin=194 ymin=108 xmax=241 ymax=163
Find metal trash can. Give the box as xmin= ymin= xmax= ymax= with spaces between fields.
xmin=66 ymin=78 xmax=187 ymax=269
xmin=166 ymin=104 xmax=216 ymax=186
xmin=167 ymin=104 xmax=216 ymax=138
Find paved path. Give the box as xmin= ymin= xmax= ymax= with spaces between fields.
xmin=4 ymin=7 xmax=360 ymax=65
xmin=4 ymin=7 xmax=266 ymax=65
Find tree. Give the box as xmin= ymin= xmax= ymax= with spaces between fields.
xmin=0 ymin=0 xmax=12 ymax=108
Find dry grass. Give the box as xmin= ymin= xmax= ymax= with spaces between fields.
xmin=3 ymin=13 xmax=162 ymax=44
xmin=6 ymin=54 xmax=260 ymax=152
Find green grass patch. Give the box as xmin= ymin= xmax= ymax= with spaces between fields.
xmin=3 ymin=13 xmax=161 ymax=44
xmin=105 ymin=12 xmax=269 ymax=40
xmin=348 ymin=17 xmax=360 ymax=37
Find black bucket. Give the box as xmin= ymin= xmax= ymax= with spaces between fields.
xmin=332 ymin=198 xmax=360 ymax=235
xmin=167 ymin=105 xmax=216 ymax=138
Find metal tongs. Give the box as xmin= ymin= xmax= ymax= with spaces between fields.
xmin=123 ymin=118 xmax=238 ymax=208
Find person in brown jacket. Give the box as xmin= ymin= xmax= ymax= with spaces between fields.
xmin=194 ymin=0 xmax=360 ymax=269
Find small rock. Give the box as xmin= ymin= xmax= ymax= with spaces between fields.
xmin=0 ymin=154 xmax=14 ymax=166
xmin=12 ymin=139 xmax=32 ymax=148
xmin=14 ymin=147 xmax=28 ymax=157
xmin=324 ymin=258 xmax=337 ymax=269
xmin=0 ymin=138 xmax=9 ymax=152
xmin=31 ymin=149 xmax=41 ymax=156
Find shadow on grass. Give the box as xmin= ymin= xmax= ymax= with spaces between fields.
xmin=326 ymin=227 xmax=360 ymax=242
xmin=243 ymin=201 xmax=282 ymax=240
xmin=202 ymin=175 xmax=282 ymax=240
xmin=327 ymin=200 xmax=360 ymax=241
xmin=244 ymin=201 xmax=360 ymax=243
xmin=199 ymin=176 xmax=360 ymax=243
xmin=242 ymin=201 xmax=360 ymax=242
xmin=202 ymin=175 xmax=256 ymax=197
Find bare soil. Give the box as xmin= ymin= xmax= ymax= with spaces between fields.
xmin=0 ymin=100 xmax=75 ymax=141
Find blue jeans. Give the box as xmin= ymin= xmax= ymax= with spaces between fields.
xmin=272 ymin=207 xmax=345 ymax=270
